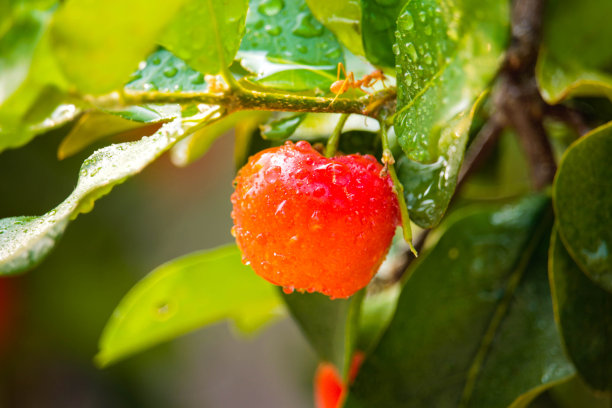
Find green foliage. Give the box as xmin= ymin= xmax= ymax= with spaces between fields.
xmin=393 ymin=0 xmax=508 ymax=227
xmin=550 ymin=229 xmax=612 ymax=391
xmin=282 ymin=290 xmax=363 ymax=378
xmin=1 ymin=0 xmax=612 ymax=405
xmin=345 ymin=196 xmax=575 ymax=407
xmin=97 ymin=245 xmax=282 ymax=366
xmin=536 ymin=0 xmax=612 ymax=103
xmin=553 ymin=122 xmax=612 ymax=292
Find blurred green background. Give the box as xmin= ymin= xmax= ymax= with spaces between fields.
xmin=0 ymin=126 xmax=316 ymax=407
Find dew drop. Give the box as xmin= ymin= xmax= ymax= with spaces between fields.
xmin=191 ymin=72 xmax=205 ymax=84
xmin=283 ymin=286 xmax=295 ymax=294
xmin=292 ymin=12 xmax=323 ymax=38
xmin=398 ymin=10 xmax=414 ymax=31
xmin=424 ymin=25 xmax=432 ymax=36
xmin=313 ymin=186 xmax=327 ymax=198
xmin=152 ymin=56 xmax=161 ymax=65
xmin=423 ymin=53 xmax=433 ymax=65
xmin=265 ymin=24 xmax=282 ymax=36
xmin=258 ymin=0 xmax=284 ymax=16
xmin=296 ymin=43 xmax=308 ymax=53
xmin=163 ymin=67 xmax=178 ymax=78
xmin=403 ymin=71 xmax=413 ymax=86
xmin=392 ymin=43 xmax=400 ymax=55
xmin=418 ymin=10 xmax=427 ymax=23
xmin=230 ymin=226 xmax=237 ymax=237
xmin=405 ymin=42 xmax=418 ymax=61
xmin=263 ymin=166 xmax=282 ymax=183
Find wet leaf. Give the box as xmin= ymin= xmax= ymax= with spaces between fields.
xmin=57 ymin=111 xmax=164 ymax=159
xmin=344 ymin=196 xmax=575 ymax=408
xmin=125 ymin=48 xmax=209 ymax=93
xmin=536 ymin=0 xmax=612 ymax=104
xmin=0 ymin=116 xmax=211 ymax=275
xmin=305 ymin=0 xmax=364 ymax=56
xmin=50 ymin=0 xmax=188 ymax=94
xmin=282 ymin=289 xmax=364 ymax=378
xmin=359 ymin=0 xmax=404 ymax=67
xmin=237 ymin=0 xmax=343 ymax=92
xmin=393 ymin=0 xmax=508 ymax=228
xmin=260 ymin=113 xmax=306 ymax=140
xmin=96 ymin=245 xmax=282 ymax=367
xmin=549 ymin=229 xmax=612 ymax=391
xmin=160 ymin=0 xmax=248 ymax=76
xmin=553 ymin=122 xmax=612 ymax=292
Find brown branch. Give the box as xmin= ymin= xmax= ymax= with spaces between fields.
xmin=496 ymin=0 xmax=557 ymax=190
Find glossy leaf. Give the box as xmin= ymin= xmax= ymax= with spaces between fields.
xmin=395 ymin=93 xmax=486 ymax=228
xmin=548 ymin=377 xmax=612 ymax=408
xmin=50 ymin=0 xmax=187 ymax=94
xmin=305 ymin=0 xmax=364 ymax=56
xmin=125 ymin=48 xmax=209 ymax=93
xmin=260 ymin=113 xmax=306 ymax=140
xmin=359 ymin=0 xmax=404 ymax=67
xmin=393 ymin=0 xmax=508 ymax=228
xmin=170 ymin=110 xmax=269 ymax=167
xmin=57 ymin=111 xmax=164 ymax=159
xmin=0 ymin=4 xmax=52 ymax=104
xmin=237 ymin=0 xmax=343 ymax=92
xmin=553 ymin=122 xmax=612 ymax=292
xmin=345 ymin=196 xmax=575 ymax=408
xmin=282 ymin=289 xmax=363 ymax=378
xmin=536 ymin=0 xmax=612 ymax=104
xmin=96 ymin=245 xmax=282 ymax=366
xmin=0 ymin=116 xmax=213 ymax=275
xmin=160 ymin=0 xmax=248 ymax=76
xmin=549 ymin=229 xmax=612 ymax=391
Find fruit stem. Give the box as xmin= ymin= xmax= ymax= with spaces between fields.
xmin=380 ymin=123 xmax=417 ymax=256
xmin=325 ymin=114 xmax=350 ymax=157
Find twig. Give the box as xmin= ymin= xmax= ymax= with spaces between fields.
xmin=544 ymin=104 xmax=592 ymax=136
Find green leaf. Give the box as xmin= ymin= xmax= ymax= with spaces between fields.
xmin=356 ymin=286 xmax=399 ymax=353
xmin=0 ymin=4 xmax=74 ymax=151
xmin=170 ymin=110 xmax=269 ymax=167
xmin=553 ymin=122 xmax=612 ymax=292
xmin=237 ymin=0 xmax=344 ymax=92
xmin=282 ymin=289 xmax=364 ymax=378
xmin=548 ymin=377 xmax=612 ymax=408
xmin=96 ymin=245 xmax=282 ymax=367
xmin=536 ymin=0 xmax=612 ymax=104
xmin=50 ymin=0 xmax=188 ymax=94
xmin=125 ymin=48 xmax=210 ymax=93
xmin=160 ymin=0 xmax=248 ymax=76
xmin=0 ymin=116 xmax=201 ymax=275
xmin=549 ymin=228 xmax=612 ymax=391
xmin=260 ymin=113 xmax=306 ymax=140
xmin=57 ymin=111 xmax=164 ymax=160
xmin=395 ymin=93 xmax=486 ymax=228
xmin=393 ymin=0 xmax=508 ymax=228
xmin=359 ymin=0 xmax=403 ymax=67
xmin=345 ymin=195 xmax=575 ymax=408
xmin=0 ymin=4 xmax=53 ymax=105
xmin=305 ymin=0 xmax=364 ymax=56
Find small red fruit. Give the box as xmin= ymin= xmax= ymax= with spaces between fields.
xmin=231 ymin=140 xmax=399 ymax=298
xmin=314 ymin=351 xmax=365 ymax=408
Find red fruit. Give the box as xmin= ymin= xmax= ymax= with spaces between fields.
xmin=314 ymin=363 xmax=343 ymax=408
xmin=231 ymin=140 xmax=399 ymax=298
xmin=314 ymin=352 xmax=365 ymax=408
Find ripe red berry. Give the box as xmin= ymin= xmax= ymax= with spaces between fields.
xmin=231 ymin=140 xmax=399 ymax=298
xmin=314 ymin=351 xmax=365 ymax=408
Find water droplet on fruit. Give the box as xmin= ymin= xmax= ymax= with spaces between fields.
xmin=283 ymin=286 xmax=294 ymax=294
xmin=230 ymin=226 xmax=237 ymax=237
xmin=313 ymin=185 xmax=328 ymax=198
xmin=289 ymin=235 xmax=299 ymax=244
xmin=295 ymin=141 xmax=311 ymax=152
xmin=275 ymin=200 xmax=287 ymax=215
xmin=264 ymin=166 xmax=282 ymax=183
xmin=295 ymin=168 xmax=309 ymax=179
xmin=292 ymin=12 xmax=323 ymax=38
xmin=258 ymin=0 xmax=284 ymax=16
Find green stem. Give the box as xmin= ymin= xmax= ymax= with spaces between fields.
xmin=325 ymin=113 xmax=350 ymax=157
xmin=94 ymin=85 xmax=375 ymax=117
xmin=380 ymin=123 xmax=417 ymax=256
